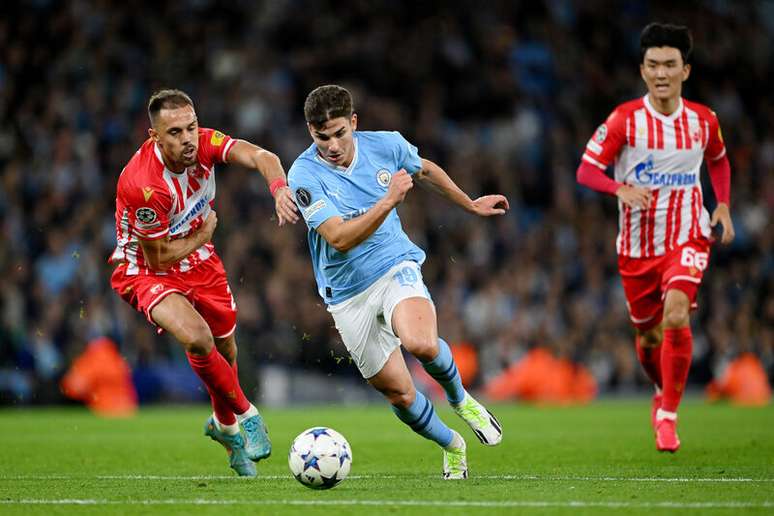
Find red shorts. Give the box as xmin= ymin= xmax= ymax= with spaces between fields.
xmin=110 ymin=253 xmax=237 ymax=338
xmin=618 ymin=238 xmax=711 ymax=332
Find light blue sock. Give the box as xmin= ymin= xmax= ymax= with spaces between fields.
xmin=391 ymin=391 xmax=453 ymax=447
xmin=421 ymin=338 xmax=465 ymax=405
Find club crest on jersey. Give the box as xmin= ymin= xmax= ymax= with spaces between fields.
xmin=150 ymin=283 xmax=165 ymax=295
xmin=136 ymin=207 xmax=157 ymax=224
xmin=295 ymin=188 xmax=312 ymax=208
xmin=376 ymin=169 xmax=392 ymax=187
xmin=594 ymin=124 xmax=608 ymax=144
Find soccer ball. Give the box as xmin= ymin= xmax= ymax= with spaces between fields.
xmin=288 ymin=427 xmax=352 ymax=489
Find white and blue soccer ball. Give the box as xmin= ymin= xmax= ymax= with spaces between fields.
xmin=288 ymin=427 xmax=352 ymax=489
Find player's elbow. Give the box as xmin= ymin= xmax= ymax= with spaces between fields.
xmin=329 ymin=236 xmax=353 ymax=253
xmin=256 ymin=149 xmax=281 ymax=171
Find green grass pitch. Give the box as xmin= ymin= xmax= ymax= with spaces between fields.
xmin=1 ymin=400 xmax=772 ymax=515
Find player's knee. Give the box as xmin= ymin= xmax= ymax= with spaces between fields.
xmin=384 ymin=387 xmax=416 ymax=409
xmin=403 ymin=334 xmax=438 ymax=362
xmin=178 ymin=322 xmax=214 ymax=355
xmin=663 ymin=305 xmax=689 ymax=329
xmin=640 ymin=328 xmax=662 ymax=348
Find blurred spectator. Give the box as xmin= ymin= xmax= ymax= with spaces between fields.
xmin=0 ymin=0 xmax=770 ymax=405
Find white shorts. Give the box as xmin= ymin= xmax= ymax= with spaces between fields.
xmin=327 ymin=261 xmax=432 ymax=379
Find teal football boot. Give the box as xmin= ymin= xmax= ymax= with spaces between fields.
xmin=204 ymin=417 xmax=256 ymax=477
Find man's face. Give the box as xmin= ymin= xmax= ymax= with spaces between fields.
xmin=640 ymin=47 xmax=691 ymax=103
xmin=308 ymin=114 xmax=357 ymax=167
xmin=149 ymin=105 xmax=198 ymax=171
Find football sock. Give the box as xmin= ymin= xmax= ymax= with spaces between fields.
xmin=421 ymin=338 xmax=465 ymax=405
xmin=237 ymin=404 xmax=259 ymax=422
xmin=213 ymin=413 xmax=240 ymax=435
xmin=391 ymin=391 xmax=453 ymax=448
xmin=186 ymin=347 xmax=251 ymax=415
xmin=207 ymin=386 xmax=237 ymax=425
xmin=444 ymin=429 xmax=464 ymax=451
xmin=660 ymin=327 xmax=692 ymax=413
xmin=635 ymin=334 xmax=663 ymax=388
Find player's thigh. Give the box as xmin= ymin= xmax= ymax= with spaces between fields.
xmin=188 ymin=255 xmax=238 ymax=339
xmin=618 ymin=255 xmax=664 ymax=332
xmin=328 ymin=290 xmax=391 ymax=379
xmin=151 ymin=293 xmax=213 ymax=352
xmin=391 ymin=297 xmax=438 ymax=358
xmin=661 ymin=238 xmax=710 ymax=318
xmin=367 ymin=347 xmax=415 ymax=406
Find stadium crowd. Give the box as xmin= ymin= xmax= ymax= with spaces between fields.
xmin=0 ymin=0 xmax=771 ymax=404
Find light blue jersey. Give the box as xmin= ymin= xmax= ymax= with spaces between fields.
xmin=288 ymin=131 xmax=425 ymax=304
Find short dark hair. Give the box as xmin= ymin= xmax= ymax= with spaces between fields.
xmin=304 ymin=85 xmax=354 ymax=127
xmin=640 ymin=23 xmax=693 ymax=64
xmin=147 ymin=89 xmax=194 ymax=125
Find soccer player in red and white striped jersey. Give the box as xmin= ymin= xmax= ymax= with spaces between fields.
xmin=109 ymin=89 xmax=298 ymax=475
xmin=577 ymin=23 xmax=735 ymax=452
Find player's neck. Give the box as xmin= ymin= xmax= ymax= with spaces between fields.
xmin=162 ymin=155 xmax=187 ymax=174
xmin=647 ymin=94 xmax=681 ymax=116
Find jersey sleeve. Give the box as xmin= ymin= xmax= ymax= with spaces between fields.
xmin=704 ymin=111 xmax=727 ymax=162
xmin=288 ymin=165 xmax=341 ymax=230
xmin=581 ymin=108 xmax=627 ymax=170
xmin=390 ymin=131 xmax=423 ymax=175
xmin=198 ymin=127 xmax=236 ymax=164
xmin=123 ymin=181 xmax=173 ymax=240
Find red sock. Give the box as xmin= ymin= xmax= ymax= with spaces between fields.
xmin=187 ymin=348 xmax=250 ymax=416
xmin=661 ymin=327 xmax=692 ymax=413
xmin=635 ymin=334 xmax=662 ymax=388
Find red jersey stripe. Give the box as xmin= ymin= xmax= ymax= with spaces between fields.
xmin=639 ymin=208 xmax=648 ymax=257
xmin=647 ymin=189 xmax=659 ymax=256
xmin=674 ymin=117 xmax=684 ymax=149
xmin=627 ymin=115 xmax=636 ymax=147
xmin=673 ymin=189 xmax=684 ymax=249
xmin=170 ymin=177 xmax=185 ymax=212
xmin=681 ymin=110 xmax=692 ymax=150
xmin=623 ymin=204 xmax=632 ymax=255
xmin=664 ymin=190 xmax=676 ymax=251
xmin=655 ymin=119 xmax=664 ymax=149
xmin=645 ymin=110 xmax=654 ymax=149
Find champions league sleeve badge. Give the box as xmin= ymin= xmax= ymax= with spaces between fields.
xmin=295 ymin=188 xmax=312 ymax=208
xmin=135 ymin=207 xmax=158 ymax=224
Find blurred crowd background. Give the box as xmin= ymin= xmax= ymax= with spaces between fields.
xmin=1 ymin=0 xmax=771 ymax=406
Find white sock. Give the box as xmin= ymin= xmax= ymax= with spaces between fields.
xmin=656 ymin=408 xmax=677 ymax=421
xmin=237 ymin=404 xmax=258 ymax=422
xmin=213 ymin=414 xmax=240 ymax=435
xmin=444 ymin=431 xmax=464 ymax=451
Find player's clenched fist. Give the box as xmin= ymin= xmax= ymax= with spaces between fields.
xmin=616 ymin=184 xmax=651 ymax=209
xmin=385 ymin=169 xmax=413 ymax=206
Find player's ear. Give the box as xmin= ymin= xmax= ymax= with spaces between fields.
xmin=350 ymin=113 xmax=358 ymax=131
xmin=149 ymin=127 xmax=158 ymax=142
xmin=682 ymin=63 xmax=691 ymax=82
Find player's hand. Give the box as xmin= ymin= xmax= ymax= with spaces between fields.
xmin=385 ymin=169 xmax=413 ymax=207
xmin=199 ymin=211 xmax=218 ymax=243
xmin=470 ymin=194 xmax=509 ymax=216
xmin=710 ymin=202 xmax=735 ymax=245
xmin=274 ymin=186 xmax=299 ymax=226
xmin=616 ymin=184 xmax=651 ymax=209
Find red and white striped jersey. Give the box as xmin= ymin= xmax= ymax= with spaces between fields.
xmin=110 ymin=127 xmax=236 ymax=275
xmin=582 ymin=95 xmax=727 ymax=258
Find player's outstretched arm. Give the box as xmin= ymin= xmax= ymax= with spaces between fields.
xmin=414 ymin=159 xmax=509 ymax=216
xmin=316 ymin=169 xmax=413 ymax=253
xmin=226 ymin=140 xmax=299 ymax=226
xmin=139 ymin=211 xmax=217 ymax=271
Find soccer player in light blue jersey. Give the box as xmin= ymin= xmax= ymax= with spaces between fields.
xmin=288 ymin=85 xmax=508 ymax=479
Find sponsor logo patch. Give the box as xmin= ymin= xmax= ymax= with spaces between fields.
xmin=136 ymin=207 xmax=158 ymax=224
xmin=304 ymin=199 xmax=326 ymax=218
xmin=376 ymin=169 xmax=392 ymax=187
xmin=295 ymin=188 xmax=312 ymax=208
xmin=210 ymin=130 xmax=226 ymax=146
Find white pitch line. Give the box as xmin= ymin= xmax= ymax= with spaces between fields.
xmin=0 ymin=499 xmax=772 ymax=509
xmin=2 ymin=474 xmax=774 ymax=483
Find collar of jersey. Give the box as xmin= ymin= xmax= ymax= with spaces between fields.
xmin=314 ymin=135 xmax=358 ymax=176
xmin=154 ymin=142 xmax=189 ymax=177
xmin=643 ymin=94 xmax=684 ymax=122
